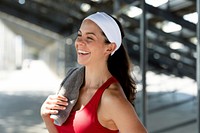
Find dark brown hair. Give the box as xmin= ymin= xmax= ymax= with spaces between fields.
xmin=106 ymin=16 xmax=137 ymax=104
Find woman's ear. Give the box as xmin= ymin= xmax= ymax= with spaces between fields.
xmin=105 ymin=43 xmax=116 ymax=55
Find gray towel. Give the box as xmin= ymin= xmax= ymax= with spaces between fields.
xmin=50 ymin=66 xmax=85 ymax=126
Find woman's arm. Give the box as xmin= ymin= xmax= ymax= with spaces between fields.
xmin=42 ymin=116 xmax=58 ymax=133
xmin=40 ymin=95 xmax=68 ymax=133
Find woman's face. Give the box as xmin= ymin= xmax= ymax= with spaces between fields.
xmin=75 ymin=19 xmax=111 ymax=66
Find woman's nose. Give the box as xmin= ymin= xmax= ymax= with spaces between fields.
xmin=75 ymin=38 xmax=85 ymax=46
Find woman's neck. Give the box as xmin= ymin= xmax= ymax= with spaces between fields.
xmin=84 ymin=64 xmax=112 ymax=89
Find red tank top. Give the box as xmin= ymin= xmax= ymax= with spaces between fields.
xmin=55 ymin=76 xmax=119 ymax=133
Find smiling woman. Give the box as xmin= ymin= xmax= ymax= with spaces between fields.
xmin=75 ymin=19 xmax=114 ymax=66
xmin=40 ymin=12 xmax=148 ymax=133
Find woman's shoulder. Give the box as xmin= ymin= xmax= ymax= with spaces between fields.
xmin=99 ymin=82 xmax=137 ymax=124
xmin=101 ymin=82 xmax=129 ymax=107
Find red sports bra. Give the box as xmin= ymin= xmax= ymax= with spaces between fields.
xmin=55 ymin=76 xmax=119 ymax=133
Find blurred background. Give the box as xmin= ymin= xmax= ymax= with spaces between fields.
xmin=0 ymin=0 xmax=199 ymax=133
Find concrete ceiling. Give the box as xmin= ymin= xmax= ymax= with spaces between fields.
xmin=0 ymin=0 xmax=197 ymax=79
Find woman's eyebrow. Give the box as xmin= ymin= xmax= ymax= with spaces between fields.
xmin=85 ymin=32 xmax=96 ymax=36
xmin=78 ymin=30 xmax=97 ymax=38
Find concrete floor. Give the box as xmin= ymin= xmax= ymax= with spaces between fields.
xmin=0 ymin=60 xmax=60 ymax=133
xmin=0 ymin=60 xmax=198 ymax=133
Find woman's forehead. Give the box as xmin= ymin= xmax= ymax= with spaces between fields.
xmin=80 ymin=19 xmax=102 ymax=33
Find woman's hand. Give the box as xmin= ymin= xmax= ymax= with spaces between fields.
xmin=40 ymin=95 xmax=67 ymax=133
xmin=40 ymin=95 xmax=68 ymax=119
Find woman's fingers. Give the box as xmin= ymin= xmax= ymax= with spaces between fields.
xmin=41 ymin=95 xmax=68 ymax=117
xmin=57 ymin=95 xmax=68 ymax=101
xmin=49 ymin=95 xmax=68 ymax=101
xmin=49 ymin=103 xmax=67 ymax=110
xmin=43 ymin=108 xmax=58 ymax=115
xmin=48 ymin=95 xmax=68 ymax=107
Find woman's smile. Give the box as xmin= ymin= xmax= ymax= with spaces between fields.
xmin=77 ymin=49 xmax=91 ymax=61
xmin=77 ymin=50 xmax=90 ymax=55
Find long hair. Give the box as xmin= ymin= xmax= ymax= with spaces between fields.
xmin=107 ymin=16 xmax=137 ymax=104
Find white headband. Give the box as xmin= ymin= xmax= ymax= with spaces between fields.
xmin=84 ymin=12 xmax=122 ymax=55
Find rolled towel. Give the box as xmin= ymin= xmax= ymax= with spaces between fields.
xmin=50 ymin=66 xmax=85 ymax=126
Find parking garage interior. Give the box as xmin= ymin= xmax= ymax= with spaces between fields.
xmin=0 ymin=0 xmax=199 ymax=133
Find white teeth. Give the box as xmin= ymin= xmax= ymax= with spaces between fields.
xmin=78 ymin=50 xmax=90 ymax=54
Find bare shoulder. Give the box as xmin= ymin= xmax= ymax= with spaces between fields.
xmin=101 ymin=82 xmax=128 ymax=107
xmin=100 ymin=82 xmax=148 ymax=133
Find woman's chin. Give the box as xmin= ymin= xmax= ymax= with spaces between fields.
xmin=77 ymin=60 xmax=87 ymax=65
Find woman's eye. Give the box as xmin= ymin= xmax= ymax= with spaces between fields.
xmin=87 ymin=37 xmax=93 ymax=40
xmin=76 ymin=34 xmax=82 ymax=40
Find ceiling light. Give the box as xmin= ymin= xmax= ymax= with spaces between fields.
xmin=18 ymin=0 xmax=25 ymax=4
xmin=126 ymin=6 xmax=142 ymax=18
xmin=168 ymin=41 xmax=189 ymax=53
xmin=66 ymin=38 xmax=73 ymax=45
xmin=91 ymin=0 xmax=101 ymax=2
xmin=80 ymin=3 xmax=91 ymax=12
xmin=183 ymin=12 xmax=198 ymax=24
xmin=153 ymin=53 xmax=160 ymax=59
xmin=145 ymin=0 xmax=168 ymax=7
xmin=162 ymin=21 xmax=182 ymax=33
xmin=168 ymin=42 xmax=184 ymax=50
xmin=190 ymin=37 xmax=197 ymax=45
xmin=170 ymin=53 xmax=181 ymax=60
